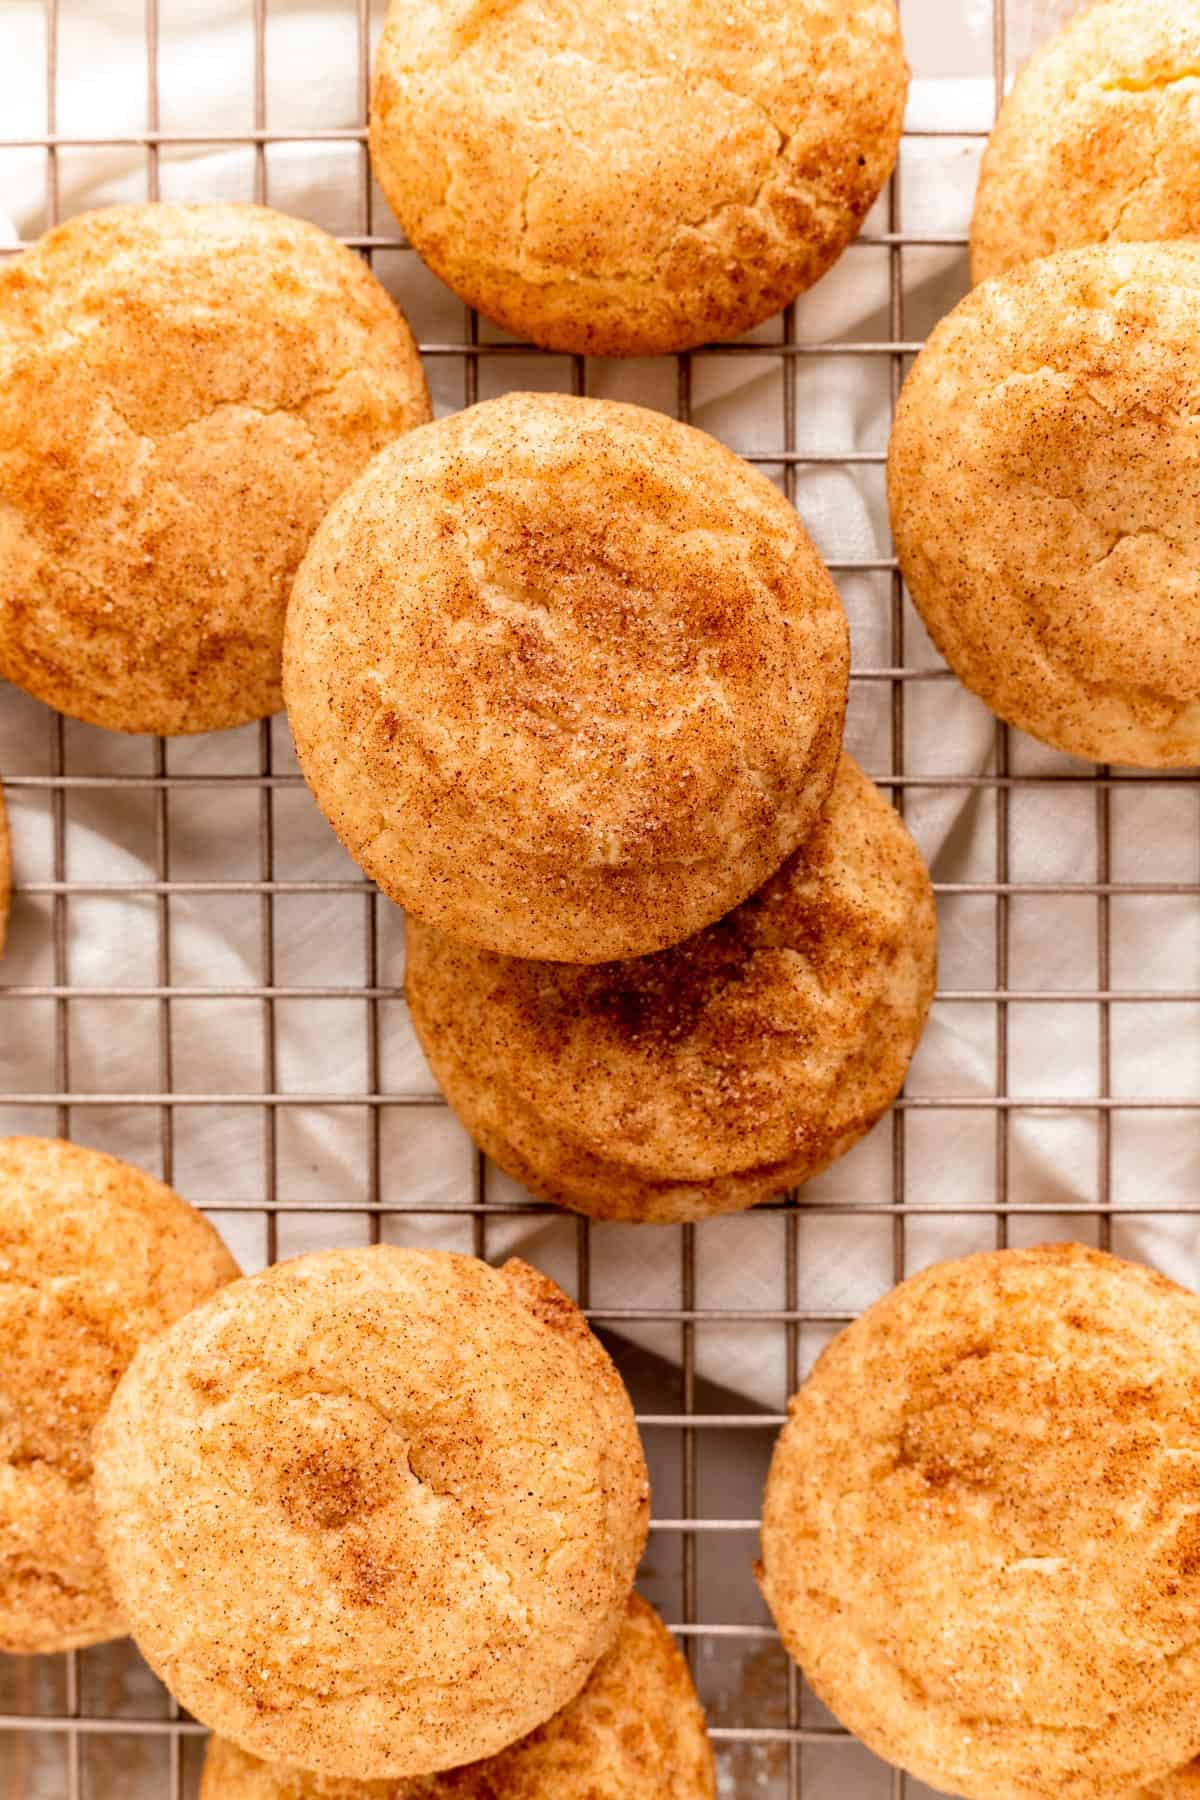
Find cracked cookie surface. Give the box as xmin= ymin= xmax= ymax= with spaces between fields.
xmin=405 ymin=755 xmax=935 ymax=1223
xmin=972 ymin=0 xmax=1200 ymax=283
xmin=284 ymin=391 xmax=849 ymax=963
xmin=761 ymin=1244 xmax=1200 ymax=1799
xmin=0 ymin=203 xmax=429 ymax=735
xmin=887 ymin=242 xmax=1200 ymax=765
xmin=0 ymin=1135 xmax=239 ymax=1653
xmin=93 ymin=1247 xmax=649 ymax=1780
xmin=369 ymin=0 xmax=907 ymax=355
xmin=199 ymin=1592 xmax=714 ymax=1798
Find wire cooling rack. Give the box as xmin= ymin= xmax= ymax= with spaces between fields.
xmin=2 ymin=0 xmax=1199 ymax=1796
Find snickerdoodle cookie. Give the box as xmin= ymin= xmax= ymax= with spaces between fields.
xmin=972 ymin=1 xmax=1200 ymax=283
xmin=94 ymin=1248 xmax=649 ymax=1780
xmin=284 ymin=392 xmax=849 ymax=963
xmin=370 ymin=0 xmax=908 ymax=356
xmin=888 ymin=242 xmax=1200 ymax=766
xmin=0 ymin=1135 xmax=238 ymax=1653
xmin=760 ymin=1244 xmax=1200 ymax=1800
xmin=0 ymin=203 xmax=429 ymax=735
xmin=199 ymin=1592 xmax=715 ymax=1799
xmin=406 ymin=755 xmax=935 ymax=1224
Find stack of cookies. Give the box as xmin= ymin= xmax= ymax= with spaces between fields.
xmin=284 ymin=390 xmax=938 ymax=1225
xmin=1 ymin=1135 xmax=705 ymax=1796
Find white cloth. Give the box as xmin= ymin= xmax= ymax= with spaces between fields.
xmin=0 ymin=0 xmax=1197 ymax=1430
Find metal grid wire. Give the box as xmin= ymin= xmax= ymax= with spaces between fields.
xmin=0 ymin=0 xmax=1197 ymax=1795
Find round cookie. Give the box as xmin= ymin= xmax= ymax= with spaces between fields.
xmin=759 ymin=1244 xmax=1200 ymax=1800
xmin=370 ymin=0 xmax=908 ymax=356
xmin=0 ymin=203 xmax=430 ymax=735
xmin=972 ymin=0 xmax=1200 ymax=284
xmin=406 ymin=755 xmax=935 ymax=1224
xmin=199 ymin=1593 xmax=715 ymax=1799
xmin=284 ymin=392 xmax=849 ymax=963
xmin=93 ymin=1248 xmax=650 ymax=1780
xmin=888 ymin=242 xmax=1200 ymax=766
xmin=0 ymin=1136 xmax=239 ymax=1653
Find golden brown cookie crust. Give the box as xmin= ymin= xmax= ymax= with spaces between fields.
xmin=0 ymin=1136 xmax=239 ymax=1653
xmin=370 ymin=0 xmax=908 ymax=356
xmin=284 ymin=391 xmax=849 ymax=963
xmin=199 ymin=1593 xmax=715 ymax=1799
xmin=1140 ymin=1764 xmax=1200 ymax=1799
xmin=760 ymin=1244 xmax=1200 ymax=1800
xmin=888 ymin=242 xmax=1200 ymax=767
xmin=94 ymin=1248 xmax=650 ymax=1780
xmin=972 ymin=0 xmax=1200 ymax=284
xmin=406 ymin=755 xmax=935 ymax=1223
xmin=0 ymin=203 xmax=429 ymax=735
